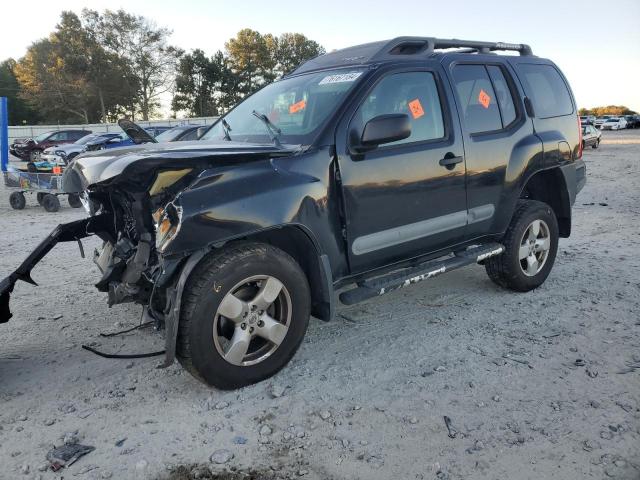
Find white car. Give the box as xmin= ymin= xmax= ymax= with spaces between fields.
xmin=600 ymin=117 xmax=627 ymax=131
xmin=40 ymin=133 xmax=125 ymax=164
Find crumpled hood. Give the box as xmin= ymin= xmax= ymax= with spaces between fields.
xmin=61 ymin=140 xmax=298 ymax=193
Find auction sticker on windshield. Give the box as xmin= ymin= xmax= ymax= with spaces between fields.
xmin=318 ymin=72 xmax=363 ymax=85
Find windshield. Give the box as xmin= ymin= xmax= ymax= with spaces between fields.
xmin=76 ymin=134 xmax=102 ymax=145
xmin=201 ymin=68 xmax=366 ymax=145
xmin=33 ymin=132 xmax=51 ymax=143
xmin=155 ymin=127 xmax=188 ymax=143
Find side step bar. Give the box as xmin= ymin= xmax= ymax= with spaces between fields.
xmin=339 ymin=243 xmax=504 ymax=306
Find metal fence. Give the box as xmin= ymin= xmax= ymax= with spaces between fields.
xmin=8 ymin=116 xmax=219 ymax=144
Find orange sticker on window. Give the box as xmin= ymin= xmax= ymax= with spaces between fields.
xmin=289 ymin=100 xmax=306 ymax=114
xmin=408 ymin=98 xmax=425 ymax=119
xmin=478 ymin=89 xmax=491 ymax=109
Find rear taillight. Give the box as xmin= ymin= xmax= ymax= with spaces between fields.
xmin=577 ymin=115 xmax=583 ymax=159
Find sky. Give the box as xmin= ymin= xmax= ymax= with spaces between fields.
xmin=1 ymin=0 xmax=639 ymax=114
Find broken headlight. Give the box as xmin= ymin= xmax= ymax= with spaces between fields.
xmin=153 ymin=202 xmax=182 ymax=252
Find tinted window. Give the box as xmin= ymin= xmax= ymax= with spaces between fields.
xmin=202 ymin=68 xmax=365 ymax=145
xmin=50 ymin=132 xmax=69 ymax=141
xmin=180 ymin=129 xmax=199 ymax=141
xmin=355 ymin=71 xmax=445 ymax=146
xmin=517 ymin=64 xmax=573 ymax=118
xmin=487 ymin=66 xmax=517 ymax=127
xmin=452 ymin=65 xmax=502 ymax=133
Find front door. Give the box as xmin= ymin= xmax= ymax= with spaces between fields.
xmin=336 ymin=66 xmax=468 ymax=273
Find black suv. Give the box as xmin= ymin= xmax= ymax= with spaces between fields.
xmin=1 ymin=37 xmax=586 ymax=389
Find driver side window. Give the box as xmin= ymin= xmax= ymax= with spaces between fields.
xmin=355 ymin=71 xmax=445 ymax=147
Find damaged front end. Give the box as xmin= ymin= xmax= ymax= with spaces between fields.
xmin=0 ymin=215 xmax=112 ymax=323
xmin=1 ymin=140 xmax=295 ymax=367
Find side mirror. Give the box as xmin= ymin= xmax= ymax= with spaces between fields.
xmin=356 ymin=114 xmax=411 ymax=152
xmin=196 ymin=126 xmax=208 ymax=139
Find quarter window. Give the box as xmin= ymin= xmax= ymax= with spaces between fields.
xmin=517 ymin=64 xmax=573 ymax=118
xmin=355 ymin=71 xmax=445 ymax=147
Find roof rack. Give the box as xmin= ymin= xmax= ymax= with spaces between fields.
xmin=375 ymin=37 xmax=533 ymax=58
xmin=290 ymin=37 xmax=533 ymax=75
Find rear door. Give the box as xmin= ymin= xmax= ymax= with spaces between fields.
xmin=335 ymin=65 xmax=468 ymax=273
xmin=446 ymin=60 xmax=538 ymax=238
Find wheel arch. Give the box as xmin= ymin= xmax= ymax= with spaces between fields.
xmin=239 ymin=224 xmax=335 ymax=323
xmin=160 ymin=224 xmax=335 ymax=368
xmin=519 ymin=167 xmax=571 ymax=237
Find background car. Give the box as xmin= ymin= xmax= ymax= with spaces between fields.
xmin=580 ymin=115 xmax=596 ymax=125
xmin=623 ymin=114 xmax=640 ymax=129
xmin=601 ymin=117 xmax=627 ymax=130
xmin=154 ymin=124 xmax=202 ymax=142
xmin=40 ymin=133 xmax=122 ymax=164
xmin=582 ymin=124 xmax=601 ymax=149
xmin=594 ymin=117 xmax=608 ymax=129
xmin=10 ymin=129 xmax=92 ymax=161
xmin=144 ymin=125 xmax=173 ymax=137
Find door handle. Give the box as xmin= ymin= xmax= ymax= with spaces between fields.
xmin=439 ymin=153 xmax=463 ymax=170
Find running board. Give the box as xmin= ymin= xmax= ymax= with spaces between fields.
xmin=339 ymin=243 xmax=504 ymax=306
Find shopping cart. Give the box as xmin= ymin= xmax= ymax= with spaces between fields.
xmin=3 ymin=166 xmax=82 ymax=212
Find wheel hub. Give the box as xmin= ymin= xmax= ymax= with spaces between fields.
xmin=518 ymin=219 xmax=551 ymax=277
xmin=212 ymin=275 xmax=292 ymax=367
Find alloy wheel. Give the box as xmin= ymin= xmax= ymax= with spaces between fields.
xmin=518 ymin=219 xmax=551 ymax=277
xmin=212 ymin=275 xmax=292 ymax=366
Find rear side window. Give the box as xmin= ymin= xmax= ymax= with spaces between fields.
xmin=355 ymin=71 xmax=445 ymax=147
xmin=517 ymin=64 xmax=573 ymax=118
xmin=487 ymin=66 xmax=517 ymax=127
xmin=451 ymin=65 xmax=503 ymax=134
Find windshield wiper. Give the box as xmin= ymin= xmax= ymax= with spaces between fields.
xmin=221 ymin=118 xmax=232 ymax=141
xmin=252 ymin=110 xmax=282 ymax=147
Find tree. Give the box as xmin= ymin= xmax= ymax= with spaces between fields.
xmin=14 ymin=37 xmax=95 ymax=123
xmin=580 ymin=105 xmax=637 ymax=116
xmin=225 ymin=29 xmax=275 ymax=97
xmin=0 ymin=59 xmax=39 ymax=125
xmin=172 ymin=49 xmax=220 ymax=117
xmin=90 ymin=9 xmax=182 ymax=120
xmin=271 ymin=33 xmax=325 ymax=77
xmin=13 ymin=11 xmax=138 ymax=124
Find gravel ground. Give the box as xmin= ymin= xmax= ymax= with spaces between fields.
xmin=0 ymin=130 xmax=638 ymax=480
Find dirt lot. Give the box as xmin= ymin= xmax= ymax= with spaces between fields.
xmin=0 ymin=130 xmax=638 ymax=480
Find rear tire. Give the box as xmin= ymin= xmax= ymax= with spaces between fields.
xmin=9 ymin=192 xmax=26 ymax=210
xmin=485 ymin=200 xmax=558 ymax=292
xmin=176 ymin=243 xmax=311 ymax=389
xmin=42 ymin=194 xmax=60 ymax=213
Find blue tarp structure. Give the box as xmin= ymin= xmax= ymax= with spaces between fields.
xmin=0 ymin=97 xmax=8 ymax=172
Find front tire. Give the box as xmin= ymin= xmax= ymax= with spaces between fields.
xmin=593 ymin=139 xmax=599 ymax=149
xmin=485 ymin=200 xmax=558 ymax=292
xmin=177 ymin=243 xmax=311 ymax=389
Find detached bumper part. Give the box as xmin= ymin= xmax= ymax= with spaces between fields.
xmin=0 ymin=215 xmax=107 ymax=324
